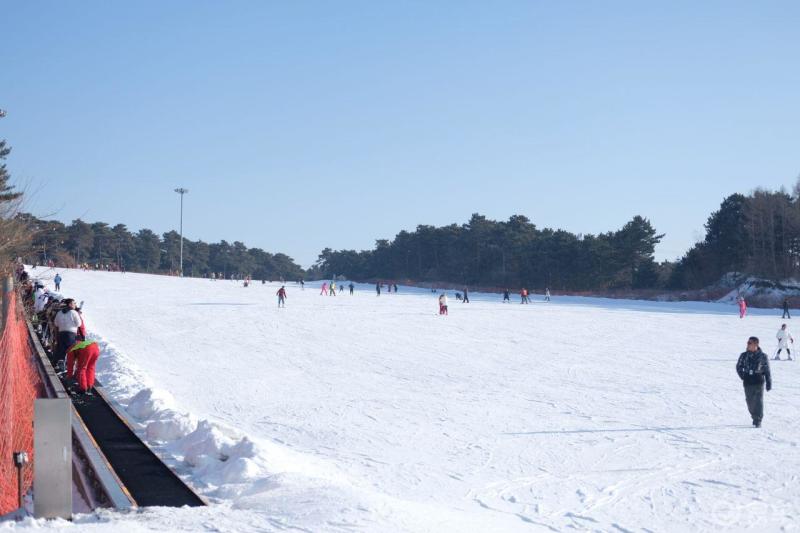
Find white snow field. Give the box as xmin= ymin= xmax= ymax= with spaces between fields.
xmin=8 ymin=268 xmax=800 ymax=532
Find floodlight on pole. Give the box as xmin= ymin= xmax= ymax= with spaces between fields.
xmin=174 ymin=188 xmax=189 ymax=276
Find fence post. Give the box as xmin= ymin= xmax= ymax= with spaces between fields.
xmin=1 ymin=275 xmax=12 ymax=333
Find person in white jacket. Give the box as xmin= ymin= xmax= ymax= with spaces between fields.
xmin=438 ymin=293 xmax=448 ymax=315
xmin=775 ymin=323 xmax=794 ymax=361
xmin=54 ymin=299 xmax=82 ymax=370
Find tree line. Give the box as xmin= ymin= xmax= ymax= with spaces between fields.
xmin=309 ymin=214 xmax=666 ymax=290
xmin=17 ymin=213 xmax=305 ymax=281
xmin=669 ymin=183 xmax=800 ymax=289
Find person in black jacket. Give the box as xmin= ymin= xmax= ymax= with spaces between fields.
xmin=736 ymin=336 xmax=772 ymax=428
xmin=782 ymin=298 xmax=791 ymax=319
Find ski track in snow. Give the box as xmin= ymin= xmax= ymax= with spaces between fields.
xmin=8 ymin=269 xmax=800 ymax=532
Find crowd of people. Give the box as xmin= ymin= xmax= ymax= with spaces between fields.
xmin=21 ymin=270 xmax=99 ymax=397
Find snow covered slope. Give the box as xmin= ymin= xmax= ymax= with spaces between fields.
xmin=10 ymin=268 xmax=800 ymax=532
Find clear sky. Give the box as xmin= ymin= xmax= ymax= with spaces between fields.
xmin=3 ymin=1 xmax=799 ymax=267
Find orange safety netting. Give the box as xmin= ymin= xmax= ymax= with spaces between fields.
xmin=0 ymin=293 xmax=40 ymax=515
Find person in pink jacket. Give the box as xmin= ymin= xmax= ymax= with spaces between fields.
xmin=738 ymin=296 xmax=748 ymax=318
xmin=320 ymin=282 xmax=328 ymax=296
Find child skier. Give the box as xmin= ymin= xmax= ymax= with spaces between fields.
xmin=775 ymin=323 xmax=793 ymax=360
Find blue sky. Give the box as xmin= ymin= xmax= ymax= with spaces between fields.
xmin=2 ymin=1 xmax=799 ymax=267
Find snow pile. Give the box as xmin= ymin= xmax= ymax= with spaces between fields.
xmin=716 ymin=275 xmax=800 ymax=306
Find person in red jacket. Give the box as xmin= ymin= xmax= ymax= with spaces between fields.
xmin=277 ymin=286 xmax=287 ymax=308
xmin=68 ymin=340 xmax=100 ymax=395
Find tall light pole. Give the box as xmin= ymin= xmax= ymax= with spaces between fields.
xmin=174 ymin=188 xmax=189 ymax=276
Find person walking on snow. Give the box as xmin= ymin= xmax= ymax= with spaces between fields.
xmin=737 ymin=296 xmax=747 ymax=318
xmin=330 ymin=282 xmax=336 ymax=296
xmin=503 ymin=289 xmax=510 ymax=303
xmin=736 ymin=336 xmax=772 ymax=427
xmin=462 ymin=287 xmax=470 ymax=303
xmin=783 ymin=298 xmax=791 ymax=319
xmin=545 ymin=288 xmax=551 ymax=302
xmin=438 ymin=293 xmax=448 ymax=315
xmin=376 ymin=282 xmax=381 ymax=296
xmin=320 ymin=282 xmax=328 ymax=296
xmin=775 ymin=324 xmax=794 ymax=360
xmin=520 ymin=288 xmax=529 ymax=304
xmin=349 ymin=282 xmax=354 ymax=295
xmin=54 ymin=273 xmax=62 ymax=291
xmin=68 ymin=340 xmax=100 ymax=396
xmin=277 ymin=286 xmax=287 ymax=308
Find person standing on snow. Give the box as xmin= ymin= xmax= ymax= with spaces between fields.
xmin=376 ymin=282 xmax=381 ymax=296
xmin=54 ymin=273 xmax=62 ymax=291
xmin=349 ymin=282 xmax=354 ymax=295
xmin=545 ymin=288 xmax=551 ymax=302
xmin=330 ymin=281 xmax=337 ymax=296
xmin=782 ymin=298 xmax=791 ymax=319
xmin=462 ymin=287 xmax=470 ymax=303
xmin=520 ymin=288 xmax=529 ymax=304
xmin=774 ymin=324 xmax=794 ymax=360
xmin=320 ymin=282 xmax=328 ymax=296
xmin=503 ymin=289 xmax=510 ymax=303
xmin=736 ymin=336 xmax=772 ymax=427
xmin=439 ymin=293 xmax=448 ymax=315
xmin=737 ymin=296 xmax=747 ymax=318
xmin=277 ymin=286 xmax=287 ymax=307
xmin=68 ymin=340 xmax=100 ymax=396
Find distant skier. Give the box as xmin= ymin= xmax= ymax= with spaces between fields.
xmin=520 ymin=288 xmax=529 ymax=304
xmin=438 ymin=293 xmax=448 ymax=315
xmin=54 ymin=273 xmax=62 ymax=291
xmin=545 ymin=288 xmax=551 ymax=302
xmin=737 ymin=296 xmax=747 ymax=318
xmin=321 ymin=282 xmax=328 ymax=296
xmin=462 ymin=287 xmax=469 ymax=303
xmin=503 ymin=289 xmax=510 ymax=303
xmin=349 ymin=282 xmax=354 ymax=295
xmin=376 ymin=282 xmax=381 ymax=296
xmin=393 ymin=284 xmax=398 ymax=293
xmin=782 ymin=298 xmax=791 ymax=319
xmin=277 ymin=286 xmax=287 ymax=308
xmin=774 ymin=324 xmax=793 ymax=360
xmin=330 ymin=282 xmax=337 ymax=296
xmin=736 ymin=336 xmax=772 ymax=427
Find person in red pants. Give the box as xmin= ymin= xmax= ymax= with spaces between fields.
xmin=68 ymin=340 xmax=100 ymax=395
xmin=65 ymin=312 xmax=88 ymax=382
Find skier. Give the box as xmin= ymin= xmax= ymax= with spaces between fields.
xmin=438 ymin=293 xmax=448 ymax=315
xmin=330 ymin=282 xmax=337 ymax=296
xmin=393 ymin=284 xmax=398 ymax=293
xmin=376 ymin=282 xmax=381 ymax=296
xmin=738 ymin=296 xmax=747 ymax=318
xmin=736 ymin=336 xmax=772 ymax=427
xmin=54 ymin=273 xmax=62 ymax=291
xmin=462 ymin=287 xmax=470 ymax=303
xmin=774 ymin=323 xmax=793 ymax=360
xmin=277 ymin=286 xmax=287 ymax=308
xmin=783 ymin=298 xmax=791 ymax=319
xmin=320 ymin=282 xmax=328 ymax=296
xmin=53 ymin=299 xmax=81 ymax=371
xmin=545 ymin=288 xmax=551 ymax=302
xmin=349 ymin=282 xmax=354 ymax=295
xmin=68 ymin=340 xmax=100 ymax=396
xmin=503 ymin=289 xmax=510 ymax=303
xmin=520 ymin=288 xmax=529 ymax=304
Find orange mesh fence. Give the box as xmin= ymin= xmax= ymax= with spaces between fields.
xmin=0 ymin=293 xmax=41 ymax=515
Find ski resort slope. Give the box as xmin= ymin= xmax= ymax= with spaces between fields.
xmin=13 ymin=269 xmax=800 ymax=532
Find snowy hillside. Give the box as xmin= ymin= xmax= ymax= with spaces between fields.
xmin=9 ymin=268 xmax=800 ymax=532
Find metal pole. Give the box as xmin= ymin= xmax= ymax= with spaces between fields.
xmin=174 ymin=188 xmax=189 ymax=276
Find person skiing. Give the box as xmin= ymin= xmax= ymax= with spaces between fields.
xmin=783 ymin=298 xmax=791 ymax=319
xmin=54 ymin=273 xmax=62 ymax=291
xmin=737 ymin=296 xmax=747 ymax=318
xmin=68 ymin=340 xmax=100 ymax=396
xmin=774 ymin=323 xmax=794 ymax=360
xmin=330 ymin=282 xmax=337 ymax=296
xmin=438 ymin=293 xmax=448 ymax=315
xmin=503 ymin=289 xmax=510 ymax=303
xmin=736 ymin=336 xmax=772 ymax=427
xmin=320 ymin=282 xmax=328 ymax=296
xmin=376 ymin=282 xmax=381 ymax=296
xmin=545 ymin=288 xmax=551 ymax=302
xmin=520 ymin=288 xmax=529 ymax=304
xmin=349 ymin=282 xmax=354 ymax=295
xmin=277 ymin=286 xmax=287 ymax=307
xmin=462 ymin=287 xmax=469 ymax=303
